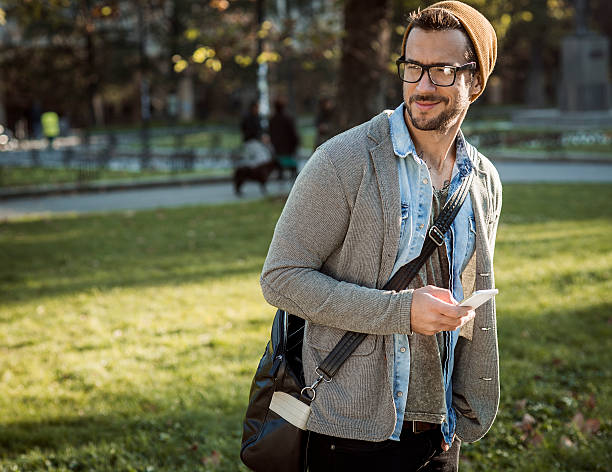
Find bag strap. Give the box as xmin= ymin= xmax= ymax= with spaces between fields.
xmin=301 ymin=171 xmax=474 ymax=401
xmin=385 ymin=170 xmax=474 ymax=292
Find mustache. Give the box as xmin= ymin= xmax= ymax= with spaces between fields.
xmin=410 ymin=95 xmax=448 ymax=104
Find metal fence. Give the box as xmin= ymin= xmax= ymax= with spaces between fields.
xmin=0 ymin=129 xmax=235 ymax=187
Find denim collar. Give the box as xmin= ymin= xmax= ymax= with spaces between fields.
xmin=388 ymin=102 xmax=473 ymax=177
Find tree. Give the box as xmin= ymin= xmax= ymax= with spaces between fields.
xmin=335 ymin=0 xmax=393 ymax=132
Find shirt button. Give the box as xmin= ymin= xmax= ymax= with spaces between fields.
xmin=397 ymin=391 xmax=403 ymax=397
xmin=418 ymin=223 xmax=424 ymax=229
xmin=422 ymin=178 xmax=428 ymax=185
xmin=400 ymin=347 xmax=406 ymax=353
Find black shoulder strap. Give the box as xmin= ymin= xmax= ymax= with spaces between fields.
xmin=306 ymin=171 xmax=474 ymax=393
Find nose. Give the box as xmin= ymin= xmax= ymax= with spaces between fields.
xmin=415 ymin=70 xmax=436 ymax=93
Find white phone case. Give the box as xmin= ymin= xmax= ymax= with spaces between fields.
xmin=459 ymin=289 xmax=498 ymax=308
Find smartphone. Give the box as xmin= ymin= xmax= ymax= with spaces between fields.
xmin=459 ymin=289 xmax=498 ymax=309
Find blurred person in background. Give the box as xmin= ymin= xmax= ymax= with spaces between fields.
xmin=314 ymin=97 xmax=335 ymax=149
xmin=259 ymin=2 xmax=502 ymax=471
xmin=269 ymin=97 xmax=300 ymax=180
xmin=234 ymin=100 xmax=276 ymax=195
xmin=41 ymin=111 xmax=60 ymax=148
xmin=240 ymin=100 xmax=263 ymax=143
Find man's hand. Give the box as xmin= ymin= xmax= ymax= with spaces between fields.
xmin=410 ymin=285 xmax=475 ymax=336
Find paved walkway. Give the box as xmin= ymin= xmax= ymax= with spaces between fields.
xmin=0 ymin=180 xmax=291 ymax=220
xmin=0 ymin=161 xmax=610 ymax=221
xmin=495 ymin=161 xmax=612 ymax=182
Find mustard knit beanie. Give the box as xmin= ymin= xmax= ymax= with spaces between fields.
xmin=400 ymin=1 xmax=497 ymax=102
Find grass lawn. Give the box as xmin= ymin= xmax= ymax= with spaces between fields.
xmin=0 ymin=167 xmax=232 ymax=189
xmin=1 ymin=184 xmax=611 ymax=471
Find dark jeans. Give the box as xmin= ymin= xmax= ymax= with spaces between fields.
xmin=307 ymin=423 xmax=460 ymax=472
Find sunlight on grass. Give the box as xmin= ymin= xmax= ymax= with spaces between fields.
xmin=0 ymin=186 xmax=611 ymax=471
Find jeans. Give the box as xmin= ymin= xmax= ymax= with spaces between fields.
xmin=307 ymin=423 xmax=460 ymax=472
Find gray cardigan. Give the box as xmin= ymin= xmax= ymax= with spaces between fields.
xmin=260 ymin=111 xmax=502 ymax=443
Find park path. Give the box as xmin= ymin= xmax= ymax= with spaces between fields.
xmin=0 ymin=180 xmax=292 ymax=220
xmin=0 ymin=161 xmax=610 ymax=221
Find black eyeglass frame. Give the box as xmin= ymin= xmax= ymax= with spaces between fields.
xmin=395 ymin=57 xmax=477 ymax=87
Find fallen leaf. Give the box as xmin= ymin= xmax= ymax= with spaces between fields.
xmin=571 ymin=412 xmax=585 ymax=430
xmin=584 ymin=418 xmax=601 ymax=434
xmin=514 ymin=399 xmax=527 ymax=411
xmin=515 ymin=413 xmax=537 ymax=432
xmin=201 ymin=450 xmax=222 ymax=466
xmin=529 ymin=432 xmax=543 ymax=447
xmin=523 ymin=413 xmax=536 ymax=425
xmin=586 ymin=394 xmax=596 ymax=410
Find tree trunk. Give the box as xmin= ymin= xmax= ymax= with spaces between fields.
xmin=335 ymin=0 xmax=392 ymax=133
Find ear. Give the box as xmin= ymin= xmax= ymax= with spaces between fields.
xmin=470 ymin=72 xmax=483 ymax=98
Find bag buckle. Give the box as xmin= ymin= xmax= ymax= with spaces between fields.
xmin=300 ymin=368 xmax=331 ymax=402
xmin=428 ymin=225 xmax=445 ymax=246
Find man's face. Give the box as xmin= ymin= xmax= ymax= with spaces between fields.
xmin=402 ymin=28 xmax=481 ymax=133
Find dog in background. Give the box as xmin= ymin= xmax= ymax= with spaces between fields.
xmin=233 ymin=160 xmax=281 ymax=196
xmin=232 ymin=139 xmax=281 ymax=196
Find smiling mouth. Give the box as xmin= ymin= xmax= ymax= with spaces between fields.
xmin=410 ymin=95 xmax=446 ymax=111
xmin=414 ymin=101 xmax=440 ymax=111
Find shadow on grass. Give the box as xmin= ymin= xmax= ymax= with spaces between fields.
xmin=0 ymin=406 xmax=246 ymax=471
xmin=0 ymin=199 xmax=284 ymax=304
xmin=498 ymin=301 xmax=611 ymax=357
xmin=498 ymin=183 xmax=612 ymax=224
xmin=0 ymin=405 xmax=241 ymax=456
xmin=2 ymin=184 xmax=610 ymax=306
xmin=461 ymin=301 xmax=611 ymax=471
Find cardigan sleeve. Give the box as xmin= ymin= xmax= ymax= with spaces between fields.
xmin=260 ymin=147 xmax=413 ymax=336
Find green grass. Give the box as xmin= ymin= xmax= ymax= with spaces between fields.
xmin=0 ymin=167 xmax=232 ymax=189
xmin=0 ymin=184 xmax=611 ymax=471
xmin=129 ymin=130 xmax=242 ymax=150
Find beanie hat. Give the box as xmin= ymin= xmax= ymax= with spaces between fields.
xmin=400 ymin=1 xmax=497 ymax=102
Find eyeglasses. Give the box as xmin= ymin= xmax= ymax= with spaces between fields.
xmin=396 ymin=57 xmax=476 ymax=87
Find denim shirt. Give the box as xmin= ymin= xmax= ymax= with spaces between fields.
xmin=387 ymin=103 xmax=476 ymax=444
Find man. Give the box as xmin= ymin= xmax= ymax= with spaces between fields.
xmin=269 ymin=98 xmax=300 ymax=180
xmin=240 ymin=100 xmax=263 ymax=143
xmin=260 ymin=2 xmax=501 ymax=471
xmin=314 ymin=97 xmax=335 ymax=149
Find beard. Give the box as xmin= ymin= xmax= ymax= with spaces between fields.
xmin=406 ymin=93 xmax=469 ymax=132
